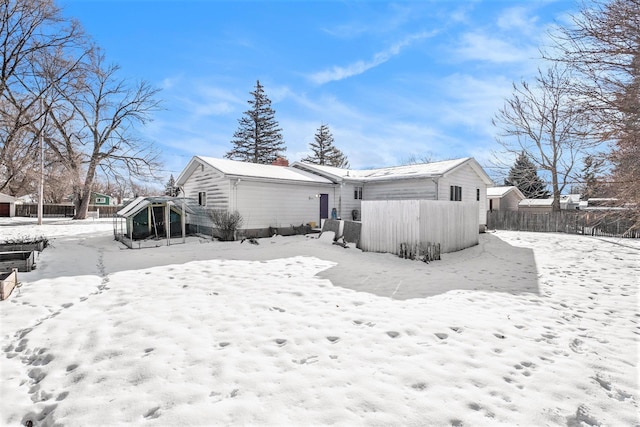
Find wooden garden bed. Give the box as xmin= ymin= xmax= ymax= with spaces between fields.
xmin=0 ymin=251 xmax=35 ymax=272
xmin=0 ymin=268 xmax=18 ymax=300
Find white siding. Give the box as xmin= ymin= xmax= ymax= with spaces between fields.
xmin=360 ymin=200 xmax=479 ymax=254
xmin=235 ymin=180 xmax=336 ymax=229
xmin=339 ymin=183 xmax=363 ymax=220
xmin=502 ymin=192 xmax=521 ymax=211
xmin=182 ymin=164 xmax=230 ymax=210
xmin=438 ymin=166 xmax=488 ymax=226
xmin=365 ymin=179 xmax=437 ymax=201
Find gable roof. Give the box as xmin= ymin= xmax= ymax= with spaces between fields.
xmin=292 ymin=157 xmax=494 ymax=185
xmin=0 ymin=193 xmax=17 ymax=203
xmin=176 ymin=156 xmax=333 ymax=185
xmin=487 ymin=186 xmax=525 ymax=199
xmin=91 ymin=192 xmax=111 ymax=198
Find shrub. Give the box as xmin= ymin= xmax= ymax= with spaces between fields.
xmin=208 ymin=210 xmax=244 ymax=241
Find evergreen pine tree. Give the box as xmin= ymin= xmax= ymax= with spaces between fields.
xmin=164 ymin=174 xmax=178 ymax=197
xmin=578 ymin=155 xmax=608 ymax=200
xmin=226 ymin=80 xmax=286 ymax=164
xmin=302 ymin=123 xmax=350 ymax=168
xmin=505 ymin=152 xmax=550 ymax=198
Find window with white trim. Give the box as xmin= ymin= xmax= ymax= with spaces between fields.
xmin=198 ymin=191 xmax=207 ymax=206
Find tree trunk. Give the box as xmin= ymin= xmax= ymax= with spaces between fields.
xmin=74 ymin=189 xmax=91 ymax=219
xmin=551 ymin=170 xmax=561 ymax=212
xmin=73 ymin=159 xmax=98 ymax=219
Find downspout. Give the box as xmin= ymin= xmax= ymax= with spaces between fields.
xmin=165 ymin=202 xmax=170 ymax=246
xmin=179 ymin=186 xmax=186 ymax=244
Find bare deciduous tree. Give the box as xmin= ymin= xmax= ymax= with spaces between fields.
xmin=493 ymin=65 xmax=598 ymax=211
xmin=45 ymin=48 xmax=162 ymax=219
xmin=0 ymin=0 xmax=84 ymax=194
xmin=546 ymin=0 xmax=639 ymax=225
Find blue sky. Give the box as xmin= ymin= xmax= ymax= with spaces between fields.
xmin=60 ymin=0 xmax=579 ymax=182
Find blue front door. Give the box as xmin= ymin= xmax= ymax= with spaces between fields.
xmin=319 ymin=194 xmax=329 ymax=224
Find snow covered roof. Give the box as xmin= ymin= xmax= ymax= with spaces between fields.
xmin=177 ymin=157 xmax=333 ymax=185
xmin=561 ymin=194 xmax=581 ymax=203
xmin=293 ymin=158 xmax=493 ymax=184
xmin=519 ymin=198 xmax=554 ymax=207
xmin=487 ymin=186 xmax=525 ymax=199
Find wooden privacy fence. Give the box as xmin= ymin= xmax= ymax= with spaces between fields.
xmin=15 ymin=204 xmax=120 ymax=218
xmin=487 ymin=210 xmax=640 ymax=238
xmin=360 ymin=200 xmax=479 ymax=255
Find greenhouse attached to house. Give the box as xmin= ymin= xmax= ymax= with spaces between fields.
xmin=113 ymin=196 xmax=209 ymax=249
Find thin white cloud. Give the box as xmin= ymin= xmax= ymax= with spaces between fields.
xmin=497 ymin=6 xmax=540 ymax=34
xmin=321 ymin=3 xmax=420 ymax=39
xmin=309 ymin=31 xmax=435 ymax=85
xmin=455 ymin=31 xmax=538 ymax=63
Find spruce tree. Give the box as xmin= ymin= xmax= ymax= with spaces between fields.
xmin=226 ymin=80 xmax=286 ymax=164
xmin=302 ymin=123 xmax=350 ymax=168
xmin=164 ymin=174 xmax=178 ymax=197
xmin=578 ymin=155 xmax=609 ymax=200
xmin=505 ymin=152 xmax=549 ymax=198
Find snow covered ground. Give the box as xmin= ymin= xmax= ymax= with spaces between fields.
xmin=1 ymin=218 xmax=638 ymax=426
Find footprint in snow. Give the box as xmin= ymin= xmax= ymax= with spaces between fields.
xmin=143 ymin=406 xmax=161 ymax=419
xmin=292 ymin=355 xmax=318 ymax=365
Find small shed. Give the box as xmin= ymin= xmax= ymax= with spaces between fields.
xmin=487 ymin=186 xmax=525 ymax=212
xmin=0 ymin=193 xmax=16 ymax=217
xmin=113 ymin=196 xmax=201 ymax=248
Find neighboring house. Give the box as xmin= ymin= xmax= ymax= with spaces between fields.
xmin=518 ymin=198 xmax=554 ymax=213
xmin=175 ymin=156 xmax=335 ymax=233
xmin=487 ymin=186 xmax=525 ymax=212
xmin=518 ymin=194 xmax=581 ymax=213
xmin=293 ymin=157 xmax=493 ymax=230
xmin=0 ymin=193 xmax=17 ymax=217
xmin=560 ymin=194 xmax=581 ymax=210
xmin=90 ymin=192 xmax=113 ymax=206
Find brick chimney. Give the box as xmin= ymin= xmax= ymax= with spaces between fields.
xmin=272 ymin=157 xmax=289 ymax=166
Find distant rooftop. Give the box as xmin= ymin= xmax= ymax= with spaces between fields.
xmin=487 ymin=186 xmax=520 ymax=197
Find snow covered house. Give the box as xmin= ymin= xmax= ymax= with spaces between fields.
xmin=175 ymin=156 xmax=493 ymax=236
xmin=518 ymin=198 xmax=554 ymax=212
xmin=293 ymin=157 xmax=493 ymax=231
xmin=560 ymin=194 xmax=581 ymax=210
xmin=175 ymin=157 xmax=335 ymax=235
xmin=487 ymin=186 xmax=525 ymax=212
xmin=518 ymin=195 xmax=581 ymax=213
